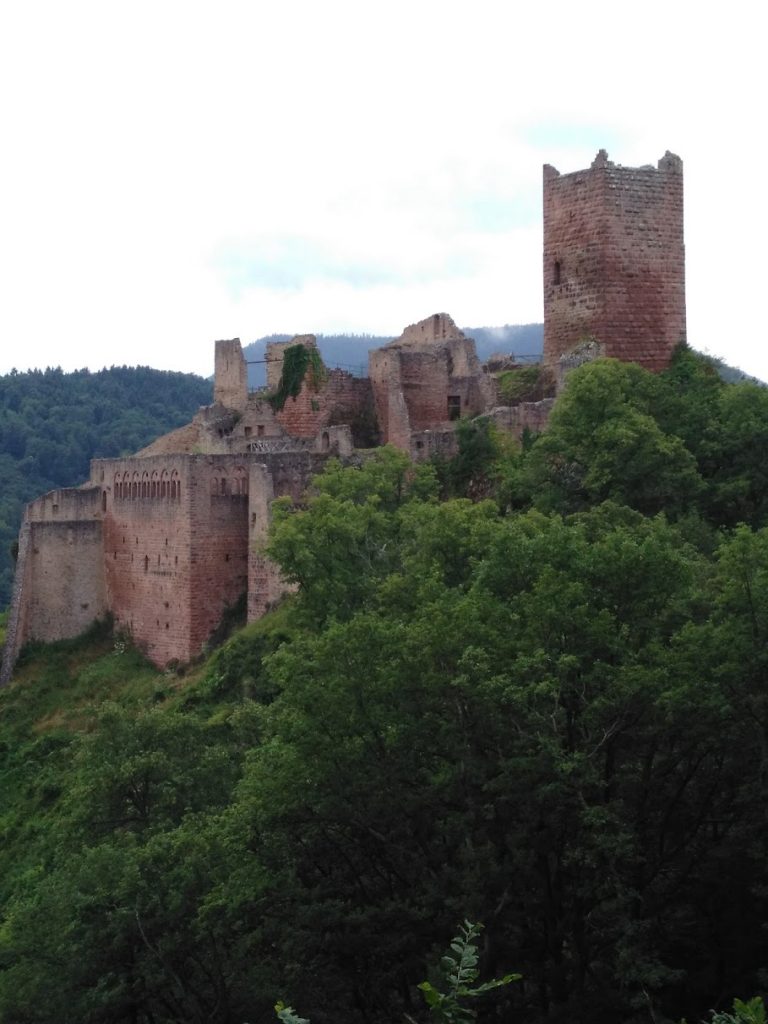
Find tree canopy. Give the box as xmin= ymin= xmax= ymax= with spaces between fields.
xmin=2 ymin=348 xmax=768 ymax=1023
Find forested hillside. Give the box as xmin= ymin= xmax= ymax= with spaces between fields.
xmin=3 ymin=347 xmax=768 ymax=1023
xmin=0 ymin=366 xmax=212 ymax=608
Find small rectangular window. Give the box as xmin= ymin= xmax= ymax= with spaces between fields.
xmin=447 ymin=395 xmax=461 ymax=421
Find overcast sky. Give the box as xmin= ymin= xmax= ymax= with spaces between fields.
xmin=1 ymin=1 xmax=764 ymax=380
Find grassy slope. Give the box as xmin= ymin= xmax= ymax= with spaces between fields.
xmin=0 ymin=606 xmax=295 ymax=900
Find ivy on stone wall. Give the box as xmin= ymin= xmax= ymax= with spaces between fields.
xmin=269 ymin=345 xmax=327 ymax=412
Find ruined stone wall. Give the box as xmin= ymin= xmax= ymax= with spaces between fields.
xmin=275 ymin=370 xmax=372 ymax=440
xmin=410 ymin=428 xmax=458 ymax=462
xmin=101 ymin=455 xmax=194 ymax=664
xmin=22 ymin=518 xmax=106 ymax=642
xmin=400 ymin=351 xmax=451 ymax=429
xmin=399 ymin=312 xmax=465 ymax=346
xmin=247 ymin=464 xmax=282 ymax=621
xmin=370 ymin=317 xmax=495 ymax=450
xmin=214 ymin=338 xmax=248 ymax=411
xmin=543 ymin=150 xmax=685 ymax=373
xmin=489 ymin=399 xmax=555 ymax=440
xmin=1 ymin=485 xmax=108 ymax=683
xmin=187 ymin=457 xmax=249 ymax=655
xmin=246 ymin=451 xmax=329 ymax=620
xmin=99 ymin=454 xmax=251 ymax=665
xmin=265 ymin=336 xmax=317 ymax=390
xmin=369 ymin=348 xmax=411 ymax=450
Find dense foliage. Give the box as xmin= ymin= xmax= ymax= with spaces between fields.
xmin=2 ymin=348 xmax=768 ymax=1023
xmin=0 ymin=366 xmax=212 ymax=606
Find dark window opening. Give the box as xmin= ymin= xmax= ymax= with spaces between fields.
xmin=553 ymin=260 xmax=562 ymax=285
xmin=321 ymin=431 xmax=330 ymax=451
xmin=144 ymin=556 xmax=149 ymax=572
xmin=102 ymin=491 xmax=107 ymax=512
xmin=257 ymin=424 xmax=265 ymax=437
xmin=244 ymin=426 xmax=252 ymax=437
xmin=447 ymin=395 xmax=461 ymax=421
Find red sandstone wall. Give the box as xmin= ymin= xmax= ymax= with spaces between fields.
xmin=100 ymin=454 xmax=250 ymax=665
xmin=22 ymin=519 xmax=107 ymax=642
xmin=188 ymin=457 xmax=249 ymax=655
xmin=214 ymin=339 xmax=248 ymax=411
xmin=490 ymin=399 xmax=555 ymax=440
xmin=0 ymin=485 xmax=108 ymax=682
xmin=543 ymin=151 xmax=685 ymax=373
xmin=369 ymin=348 xmax=411 ymax=450
xmin=400 ymin=351 xmax=450 ymax=429
xmin=247 ymin=463 xmax=281 ymax=621
xmin=275 ymin=370 xmax=372 ymax=439
xmin=246 ymin=452 xmax=330 ymax=620
xmin=102 ymin=456 xmax=195 ymax=664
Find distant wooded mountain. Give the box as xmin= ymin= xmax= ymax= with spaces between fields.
xmin=242 ymin=327 xmax=761 ymax=389
xmin=241 ymin=324 xmax=545 ymax=388
xmin=0 ymin=366 xmax=212 ymax=608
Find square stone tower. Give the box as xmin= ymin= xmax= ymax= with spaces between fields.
xmin=543 ymin=149 xmax=686 ymax=373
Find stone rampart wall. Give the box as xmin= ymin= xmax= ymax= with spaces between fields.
xmin=1 ymin=486 xmax=108 ymax=684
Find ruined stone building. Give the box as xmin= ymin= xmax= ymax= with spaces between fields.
xmin=0 ymin=150 xmax=685 ymax=682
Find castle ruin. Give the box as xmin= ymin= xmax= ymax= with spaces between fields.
xmin=0 ymin=150 xmax=685 ymax=682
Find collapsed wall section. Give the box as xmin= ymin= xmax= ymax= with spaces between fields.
xmin=543 ymin=150 xmax=685 ymax=373
xmin=275 ymin=369 xmax=373 ymax=441
xmin=214 ymin=338 xmax=248 ymax=411
xmin=369 ymin=314 xmax=495 ymax=450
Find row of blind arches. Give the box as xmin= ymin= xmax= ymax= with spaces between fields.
xmin=114 ymin=471 xmax=182 ymax=501
xmin=211 ymin=468 xmax=248 ymax=496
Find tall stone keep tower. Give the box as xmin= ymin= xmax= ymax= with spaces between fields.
xmin=543 ymin=150 xmax=686 ymax=374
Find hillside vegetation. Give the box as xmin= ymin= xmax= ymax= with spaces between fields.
xmin=3 ymin=347 xmax=768 ymax=1023
xmin=0 ymin=366 xmax=212 ymax=607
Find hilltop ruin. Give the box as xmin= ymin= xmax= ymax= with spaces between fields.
xmin=1 ymin=150 xmax=686 ymax=681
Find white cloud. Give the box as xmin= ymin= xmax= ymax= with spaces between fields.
xmin=0 ymin=0 xmax=765 ymax=378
